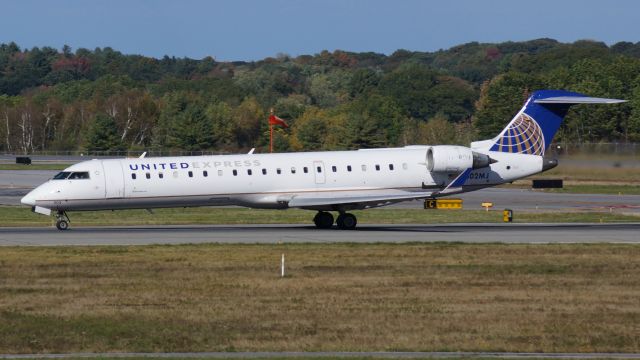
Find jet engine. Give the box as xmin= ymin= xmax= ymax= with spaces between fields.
xmin=426 ymin=145 xmax=494 ymax=173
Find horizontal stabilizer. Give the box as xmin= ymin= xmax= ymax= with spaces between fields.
xmin=534 ymin=96 xmax=626 ymax=104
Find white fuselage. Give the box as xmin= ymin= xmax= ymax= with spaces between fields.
xmin=21 ymin=146 xmax=545 ymax=212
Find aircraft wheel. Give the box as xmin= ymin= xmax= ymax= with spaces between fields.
xmin=56 ymin=219 xmax=69 ymax=231
xmin=338 ymin=213 xmax=357 ymax=230
xmin=313 ymin=211 xmax=334 ymax=229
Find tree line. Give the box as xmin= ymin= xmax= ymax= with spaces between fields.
xmin=1 ymin=38 xmax=640 ymax=154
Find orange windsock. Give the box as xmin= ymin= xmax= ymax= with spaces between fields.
xmin=269 ymin=114 xmax=288 ymax=128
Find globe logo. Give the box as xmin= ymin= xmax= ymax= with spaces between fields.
xmin=493 ymin=113 xmax=545 ymax=156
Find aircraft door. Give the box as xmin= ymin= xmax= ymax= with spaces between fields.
xmin=102 ymin=160 xmax=125 ymax=198
xmin=313 ymin=161 xmax=326 ymax=184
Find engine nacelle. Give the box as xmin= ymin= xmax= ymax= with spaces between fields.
xmin=426 ymin=145 xmax=493 ymax=173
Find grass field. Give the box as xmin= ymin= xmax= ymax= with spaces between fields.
xmin=0 ymin=163 xmax=71 ymax=170
xmin=0 ymin=206 xmax=638 ymax=227
xmin=1 ymin=243 xmax=640 ymax=353
xmin=0 ymin=358 xmax=580 ymax=360
xmin=504 ymin=182 xmax=640 ymax=195
xmin=533 ymin=165 xmax=640 ymax=184
xmin=545 ymin=184 xmax=640 ymax=195
xmin=0 ymin=358 xmax=607 ymax=360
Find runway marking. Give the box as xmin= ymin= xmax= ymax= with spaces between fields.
xmin=3 ymin=352 xmax=640 ymax=359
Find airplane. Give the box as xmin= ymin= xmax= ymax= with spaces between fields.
xmin=21 ymin=90 xmax=625 ymax=230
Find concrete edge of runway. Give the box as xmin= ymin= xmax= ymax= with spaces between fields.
xmin=2 ymin=352 xmax=640 ymax=359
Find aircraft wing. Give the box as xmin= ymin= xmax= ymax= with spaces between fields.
xmin=285 ymin=189 xmax=434 ymax=209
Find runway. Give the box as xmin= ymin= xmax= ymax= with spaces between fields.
xmin=1 ymin=222 xmax=639 ymax=246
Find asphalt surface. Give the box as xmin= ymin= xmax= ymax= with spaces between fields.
xmin=3 ymin=352 xmax=640 ymax=359
xmin=1 ymin=223 xmax=639 ymax=246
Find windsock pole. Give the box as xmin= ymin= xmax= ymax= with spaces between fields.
xmin=269 ymin=108 xmax=274 ymax=153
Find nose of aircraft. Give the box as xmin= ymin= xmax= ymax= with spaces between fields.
xmin=21 ymin=190 xmax=36 ymax=206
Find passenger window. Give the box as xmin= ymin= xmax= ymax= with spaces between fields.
xmin=291 ymin=167 xmax=296 ymax=174
xmin=303 ymin=167 xmax=308 ymax=173
xmin=233 ymin=170 xmax=238 ymax=176
xmin=188 ymin=171 xmax=193 ymax=178
xmin=203 ymin=170 xmax=208 ymax=177
xmin=262 ymin=168 xmax=267 ymax=175
xmin=389 ymin=164 xmax=394 ymax=170
xmin=218 ymin=170 xmax=223 ymax=176
xmin=131 ymin=173 xmax=136 ymax=180
xmin=247 ymin=169 xmax=252 ymax=175
xmin=53 ymin=172 xmax=71 ymax=180
xmin=173 ymin=171 xmax=179 ymax=178
xmin=332 ymin=166 xmax=337 ymax=172
xmin=361 ymin=165 xmax=367 ymax=172
xmin=277 ymin=168 xmax=282 ymax=174
xmin=402 ymin=163 xmax=408 ymax=170
xmin=159 ymin=173 xmax=164 ymax=179
xmin=347 ymin=165 xmax=352 ymax=172
xmin=375 ymin=164 xmax=380 ymax=171
xmin=317 ymin=166 xmax=322 ymax=173
xmin=145 ymin=173 xmax=150 ymax=179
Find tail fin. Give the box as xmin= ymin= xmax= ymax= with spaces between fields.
xmin=471 ymin=90 xmax=625 ymax=156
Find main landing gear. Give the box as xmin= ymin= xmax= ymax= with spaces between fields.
xmin=55 ymin=211 xmax=70 ymax=231
xmin=313 ymin=211 xmax=358 ymax=230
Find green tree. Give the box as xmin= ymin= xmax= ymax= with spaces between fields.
xmin=233 ymin=97 xmax=264 ymax=149
xmin=339 ymin=113 xmax=386 ymax=149
xmin=167 ymin=102 xmax=214 ymax=151
xmin=425 ymin=76 xmax=478 ymax=122
xmin=378 ymin=63 xmax=437 ymax=120
xmin=345 ymin=94 xmax=406 ymax=146
xmin=207 ymin=101 xmax=235 ymax=149
xmin=349 ymin=68 xmax=380 ymax=98
xmin=309 ymin=73 xmax=338 ymax=108
xmin=85 ymin=113 xmax=124 ymax=152
xmin=629 ymin=80 xmax=640 ymax=142
xmin=295 ymin=116 xmax=328 ymax=150
xmin=473 ymin=72 xmax=546 ymax=138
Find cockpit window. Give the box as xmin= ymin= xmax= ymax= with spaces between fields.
xmin=68 ymin=172 xmax=90 ymax=179
xmin=53 ymin=172 xmax=71 ymax=180
xmin=53 ymin=171 xmax=90 ymax=180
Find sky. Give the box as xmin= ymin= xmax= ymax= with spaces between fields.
xmin=1 ymin=0 xmax=639 ymax=61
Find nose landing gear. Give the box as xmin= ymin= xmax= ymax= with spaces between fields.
xmin=55 ymin=211 xmax=70 ymax=231
xmin=313 ymin=211 xmax=358 ymax=230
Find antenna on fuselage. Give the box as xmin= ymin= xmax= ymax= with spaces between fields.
xmin=139 ymin=152 xmax=147 ymax=159
xmin=248 ymin=148 xmax=255 ymax=154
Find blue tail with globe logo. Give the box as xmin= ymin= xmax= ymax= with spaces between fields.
xmin=486 ymin=90 xmax=625 ymax=157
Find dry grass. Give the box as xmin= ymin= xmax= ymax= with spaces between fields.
xmin=1 ymin=243 xmax=640 ymax=354
xmin=531 ymin=165 xmax=640 ymax=184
